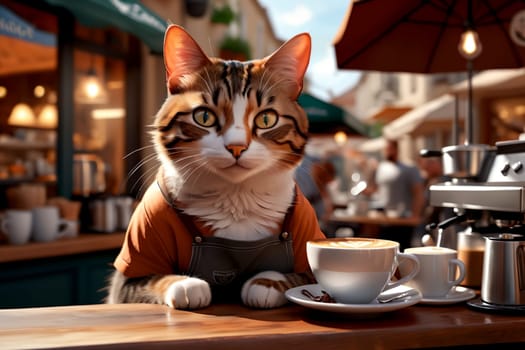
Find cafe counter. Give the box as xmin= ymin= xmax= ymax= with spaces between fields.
xmin=1 ymin=301 xmax=524 ymax=349
xmin=0 ymin=233 xmax=125 ymax=308
xmin=0 ymin=232 xmax=125 ymax=263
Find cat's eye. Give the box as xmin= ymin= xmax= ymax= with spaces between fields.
xmin=193 ymin=108 xmax=217 ymax=127
xmin=254 ymin=110 xmax=278 ymax=129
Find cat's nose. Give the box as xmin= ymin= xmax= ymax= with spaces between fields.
xmin=225 ymin=144 xmax=247 ymax=159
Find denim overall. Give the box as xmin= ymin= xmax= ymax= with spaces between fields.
xmin=157 ymin=179 xmax=296 ymax=299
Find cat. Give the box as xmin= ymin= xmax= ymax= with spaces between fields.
xmin=106 ymin=24 xmax=326 ymax=310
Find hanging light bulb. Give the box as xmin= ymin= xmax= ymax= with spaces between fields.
xmin=8 ymin=103 xmax=36 ymax=127
xmin=458 ymin=29 xmax=482 ymax=59
xmin=334 ymin=131 xmax=348 ymax=146
xmin=37 ymin=104 xmax=58 ymax=128
xmin=75 ymin=52 xmax=107 ymax=103
xmin=75 ymin=64 xmax=107 ymax=104
xmin=84 ymin=70 xmax=102 ymax=99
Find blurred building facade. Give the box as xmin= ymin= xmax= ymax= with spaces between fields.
xmin=0 ymin=0 xmax=282 ymax=202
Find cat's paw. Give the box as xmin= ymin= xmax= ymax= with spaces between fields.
xmin=241 ymin=271 xmax=288 ymax=309
xmin=164 ymin=277 xmax=212 ymax=309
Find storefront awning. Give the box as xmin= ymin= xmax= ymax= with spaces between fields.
xmin=358 ymin=137 xmax=386 ymax=153
xmin=382 ymin=94 xmax=466 ymax=139
xmin=451 ymin=68 xmax=525 ymax=96
xmin=298 ymin=93 xmax=369 ymax=136
xmin=44 ymin=0 xmax=167 ymax=54
xmin=0 ymin=5 xmax=56 ymax=75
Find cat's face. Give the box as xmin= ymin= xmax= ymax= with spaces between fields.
xmin=153 ymin=25 xmax=311 ymax=184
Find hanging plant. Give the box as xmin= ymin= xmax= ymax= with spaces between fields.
xmin=211 ymin=4 xmax=236 ymax=25
xmin=219 ymin=36 xmax=251 ymax=60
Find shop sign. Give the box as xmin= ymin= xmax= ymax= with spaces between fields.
xmin=0 ymin=5 xmax=55 ymax=46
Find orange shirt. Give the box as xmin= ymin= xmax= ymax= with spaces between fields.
xmin=114 ymin=182 xmax=326 ymax=278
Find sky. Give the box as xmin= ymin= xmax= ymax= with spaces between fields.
xmin=258 ymin=0 xmax=360 ymax=101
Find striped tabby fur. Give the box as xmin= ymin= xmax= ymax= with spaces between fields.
xmin=107 ymin=25 xmax=314 ymax=309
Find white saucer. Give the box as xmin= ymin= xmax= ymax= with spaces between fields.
xmin=419 ymin=286 xmax=476 ymax=305
xmin=285 ymin=284 xmax=421 ymax=314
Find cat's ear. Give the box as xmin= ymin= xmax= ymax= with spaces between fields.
xmin=264 ymin=33 xmax=311 ymax=99
xmin=163 ymin=25 xmax=211 ymax=93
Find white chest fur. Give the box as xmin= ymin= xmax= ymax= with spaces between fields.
xmin=164 ymin=166 xmax=295 ymax=241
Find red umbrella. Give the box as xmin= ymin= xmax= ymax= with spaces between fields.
xmin=333 ymin=0 xmax=525 ymax=143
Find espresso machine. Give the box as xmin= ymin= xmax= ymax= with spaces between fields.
xmin=425 ymin=139 xmax=525 ymax=313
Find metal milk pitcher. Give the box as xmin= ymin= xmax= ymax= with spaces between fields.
xmin=481 ymin=234 xmax=525 ymax=306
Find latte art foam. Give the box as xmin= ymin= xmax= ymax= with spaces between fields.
xmin=311 ymin=238 xmax=397 ymax=249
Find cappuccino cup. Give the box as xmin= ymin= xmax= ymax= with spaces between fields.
xmin=32 ymin=206 xmax=68 ymax=242
xmin=0 ymin=209 xmax=32 ymax=245
xmin=403 ymin=246 xmax=466 ymax=298
xmin=307 ymin=237 xmax=420 ymax=304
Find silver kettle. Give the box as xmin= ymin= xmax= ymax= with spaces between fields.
xmin=73 ymin=154 xmax=106 ymax=197
xmin=481 ymin=233 xmax=525 ymax=306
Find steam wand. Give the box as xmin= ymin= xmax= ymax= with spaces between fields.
xmin=423 ymin=212 xmax=469 ymax=247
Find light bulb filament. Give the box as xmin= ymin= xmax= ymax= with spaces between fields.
xmin=458 ymin=29 xmax=482 ymax=59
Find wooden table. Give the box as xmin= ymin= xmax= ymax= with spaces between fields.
xmin=1 ymin=302 xmax=524 ymax=349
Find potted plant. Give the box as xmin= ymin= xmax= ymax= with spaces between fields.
xmin=219 ymin=36 xmax=251 ymax=61
xmin=211 ymin=4 xmax=236 ymax=25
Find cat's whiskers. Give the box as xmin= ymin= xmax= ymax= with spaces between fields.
xmin=169 ymin=152 xmax=209 ymax=183
xmin=258 ymin=66 xmax=276 ymax=93
xmin=131 ymin=165 xmax=159 ymax=196
xmin=123 ymin=144 xmax=157 ymax=159
xmin=258 ymin=69 xmax=280 ymax=94
xmin=128 ymin=152 xmax=159 ymax=179
xmin=193 ymin=69 xmax=215 ymax=97
xmin=175 ymin=159 xmax=206 ymax=183
xmin=262 ymin=77 xmax=288 ymax=97
xmin=125 ymin=153 xmax=162 ymax=195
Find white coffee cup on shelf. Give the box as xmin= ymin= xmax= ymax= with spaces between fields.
xmin=402 ymin=246 xmax=466 ymax=298
xmin=307 ymin=237 xmax=420 ymax=304
xmin=31 ymin=206 xmax=68 ymax=242
xmin=0 ymin=209 xmax=32 ymax=245
xmin=62 ymin=220 xmax=79 ymax=238
xmin=114 ymin=196 xmax=134 ymax=230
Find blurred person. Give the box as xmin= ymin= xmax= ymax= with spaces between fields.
xmin=417 ymin=156 xmax=455 ymax=247
xmin=364 ymin=139 xmax=424 ymax=249
xmin=311 ymin=160 xmax=336 ymax=222
xmin=420 ymin=157 xmax=444 ymax=222
xmin=295 ymin=156 xmax=336 ymax=233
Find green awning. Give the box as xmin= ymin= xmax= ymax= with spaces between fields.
xmin=44 ymin=0 xmax=167 ymax=54
xmin=298 ymin=93 xmax=368 ymax=136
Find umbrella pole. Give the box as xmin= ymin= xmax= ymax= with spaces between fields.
xmin=466 ymin=59 xmax=473 ymax=145
xmin=453 ymin=94 xmax=459 ymax=145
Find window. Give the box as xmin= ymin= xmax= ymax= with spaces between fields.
xmin=0 ymin=1 xmax=58 ymax=206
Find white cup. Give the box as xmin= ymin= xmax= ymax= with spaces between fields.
xmin=114 ymin=196 xmax=133 ymax=230
xmin=0 ymin=209 xmax=32 ymax=245
xmin=403 ymin=246 xmax=466 ymax=298
xmin=307 ymin=237 xmax=420 ymax=304
xmin=62 ymin=220 xmax=79 ymax=238
xmin=32 ymin=206 xmax=68 ymax=242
